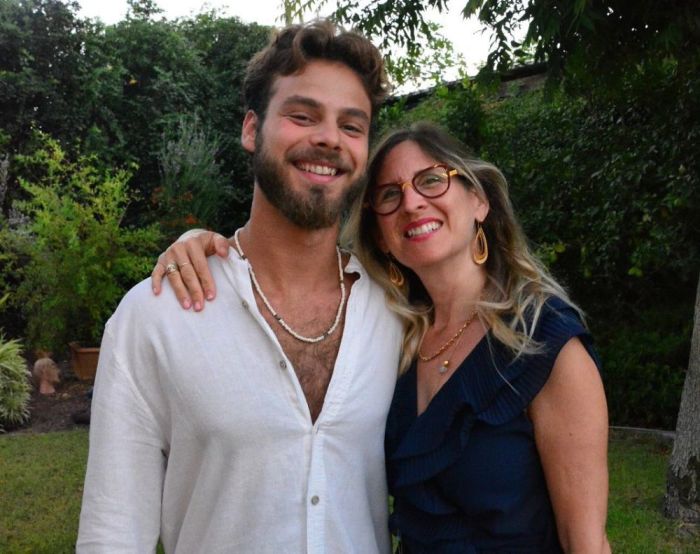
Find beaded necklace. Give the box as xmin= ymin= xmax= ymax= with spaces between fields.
xmin=233 ymin=229 xmax=346 ymax=344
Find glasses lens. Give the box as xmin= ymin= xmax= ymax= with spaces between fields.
xmin=415 ymin=167 xmax=450 ymax=197
xmin=370 ymin=185 xmax=402 ymax=214
xmin=369 ymin=165 xmax=453 ymax=215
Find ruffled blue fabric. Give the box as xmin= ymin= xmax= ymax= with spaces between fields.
xmin=386 ymin=297 xmax=598 ymax=552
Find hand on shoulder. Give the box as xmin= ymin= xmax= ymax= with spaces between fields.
xmin=151 ymin=229 xmax=229 ymax=311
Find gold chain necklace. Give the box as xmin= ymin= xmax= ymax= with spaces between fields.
xmin=434 ymin=322 xmax=469 ymax=375
xmin=418 ymin=310 xmax=478 ymax=371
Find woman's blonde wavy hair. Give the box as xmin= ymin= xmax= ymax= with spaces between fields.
xmin=342 ymin=122 xmax=583 ymax=374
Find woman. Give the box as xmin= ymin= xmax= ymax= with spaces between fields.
xmin=153 ymin=123 xmax=610 ymax=553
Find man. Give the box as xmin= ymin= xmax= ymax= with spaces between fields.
xmin=77 ymin=21 xmax=403 ymax=553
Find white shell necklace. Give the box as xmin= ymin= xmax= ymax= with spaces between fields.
xmin=232 ymin=228 xmax=347 ymax=344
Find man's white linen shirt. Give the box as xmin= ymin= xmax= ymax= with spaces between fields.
xmin=77 ymin=250 xmax=403 ymax=554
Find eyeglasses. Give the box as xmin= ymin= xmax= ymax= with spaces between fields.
xmin=366 ymin=164 xmax=459 ymax=215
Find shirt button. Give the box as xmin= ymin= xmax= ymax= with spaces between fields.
xmin=310 ymin=495 xmax=320 ymax=505
xmin=279 ymin=360 xmax=287 ymax=370
xmin=241 ymin=300 xmax=249 ymax=310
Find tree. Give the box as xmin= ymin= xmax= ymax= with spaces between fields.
xmin=175 ymin=13 xmax=270 ymax=232
xmin=464 ymin=1 xmax=699 ymax=83
xmin=285 ymin=0 xmax=461 ymax=86
xmin=155 ymin=114 xmax=231 ymax=240
xmin=665 ymin=275 xmax=700 ymax=528
xmin=0 ymin=0 xmax=100 ymax=156
xmin=293 ymin=0 xmax=699 ymax=88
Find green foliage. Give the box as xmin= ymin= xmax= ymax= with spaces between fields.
xmin=0 ymin=3 xmax=270 ymax=339
xmin=286 ymin=0 xmax=462 ymax=87
xmin=433 ymin=82 xmax=485 ymax=151
xmin=0 ymin=290 xmax=30 ymax=432
xmin=0 ymin=332 xmax=29 ymax=432
xmin=0 ymin=2 xmax=269 ymax=230
xmin=0 ymin=0 xmax=98 ymax=154
xmin=0 ymin=154 xmax=11 ymax=297
xmin=481 ymin=66 xmax=700 ymax=287
xmin=154 ymin=114 xmax=231 ymax=240
xmin=464 ymin=0 xmax=700 ymax=89
xmin=126 ymin=0 xmax=163 ymax=20
xmin=94 ymin=15 xmax=211 ymax=211
xmin=2 ymin=133 xmax=162 ymax=355
xmin=596 ymin=306 xmax=691 ymax=430
xmin=176 ymin=13 xmax=269 ymax=233
xmin=297 ymin=0 xmax=700 ymax=90
xmin=378 ymin=81 xmax=485 ymax=151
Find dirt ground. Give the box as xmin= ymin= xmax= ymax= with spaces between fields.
xmin=8 ymin=368 xmax=93 ymax=434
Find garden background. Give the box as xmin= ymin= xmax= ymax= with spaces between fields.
xmin=1 ymin=0 xmax=699 ymax=550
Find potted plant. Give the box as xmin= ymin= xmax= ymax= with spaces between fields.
xmin=2 ymin=134 xmax=162 ymax=380
xmin=68 ymin=342 xmax=101 ymax=381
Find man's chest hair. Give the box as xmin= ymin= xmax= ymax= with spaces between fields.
xmin=256 ymin=293 xmax=346 ymax=421
xmin=277 ymin=323 xmax=345 ymax=422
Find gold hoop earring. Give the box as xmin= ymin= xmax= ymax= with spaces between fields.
xmin=387 ymin=255 xmax=405 ymax=286
xmin=473 ymin=222 xmax=488 ymax=265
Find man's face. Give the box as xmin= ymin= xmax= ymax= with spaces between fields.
xmin=241 ymin=60 xmax=371 ymax=229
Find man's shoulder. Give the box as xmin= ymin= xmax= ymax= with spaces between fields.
xmin=118 ymin=253 xmax=236 ymax=316
xmin=108 ymin=277 xmax=176 ymax=330
xmin=118 ymin=277 xmax=160 ymax=309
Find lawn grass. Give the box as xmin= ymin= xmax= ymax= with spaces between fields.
xmin=0 ymin=430 xmax=88 ymax=553
xmin=607 ymin=434 xmax=700 ymax=553
xmin=1 ymin=430 xmax=699 ymax=552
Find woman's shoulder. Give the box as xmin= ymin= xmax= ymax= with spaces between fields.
xmin=471 ymin=295 xmax=598 ymax=423
xmin=532 ymin=295 xmax=592 ymax=356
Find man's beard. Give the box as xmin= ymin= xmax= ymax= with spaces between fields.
xmin=253 ymin=135 xmax=366 ymax=230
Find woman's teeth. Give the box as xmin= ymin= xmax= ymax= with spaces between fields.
xmin=406 ymin=221 xmax=441 ymax=238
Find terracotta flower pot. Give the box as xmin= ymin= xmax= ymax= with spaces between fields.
xmin=69 ymin=341 xmax=100 ymax=381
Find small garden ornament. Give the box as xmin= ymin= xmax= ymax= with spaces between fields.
xmin=32 ymin=351 xmax=60 ymax=395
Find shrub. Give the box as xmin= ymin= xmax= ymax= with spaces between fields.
xmin=154 ymin=114 xmax=231 ymax=240
xmin=2 ymin=133 xmax=162 ymax=356
xmin=0 ymin=324 xmax=30 ymax=432
xmin=378 ymin=80 xmax=485 ymax=152
xmin=596 ymin=304 xmax=691 ymax=430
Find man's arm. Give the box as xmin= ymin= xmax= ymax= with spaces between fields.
xmin=77 ymin=324 xmax=167 ymax=553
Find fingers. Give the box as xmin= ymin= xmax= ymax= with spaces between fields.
xmin=180 ymin=238 xmax=217 ymax=307
xmin=166 ymin=242 xmax=202 ymax=310
xmin=150 ymin=231 xmax=229 ymax=311
xmin=210 ymin=233 xmax=230 ymax=258
xmin=151 ymin=260 xmax=166 ymax=296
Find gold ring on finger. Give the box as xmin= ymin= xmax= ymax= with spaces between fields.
xmin=178 ymin=261 xmax=191 ymax=269
xmin=165 ymin=262 xmax=179 ymax=275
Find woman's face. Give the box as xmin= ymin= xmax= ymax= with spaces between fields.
xmin=372 ymin=140 xmax=489 ymax=274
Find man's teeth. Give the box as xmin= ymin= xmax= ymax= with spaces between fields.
xmin=406 ymin=222 xmax=441 ymax=238
xmin=298 ymin=163 xmax=337 ymax=176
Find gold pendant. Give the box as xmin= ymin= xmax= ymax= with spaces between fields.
xmin=439 ymin=360 xmax=449 ymax=374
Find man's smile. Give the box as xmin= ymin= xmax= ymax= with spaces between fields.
xmin=295 ymin=161 xmax=339 ymax=176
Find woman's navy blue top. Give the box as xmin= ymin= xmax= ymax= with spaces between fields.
xmin=385 ymin=297 xmax=600 ymax=553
